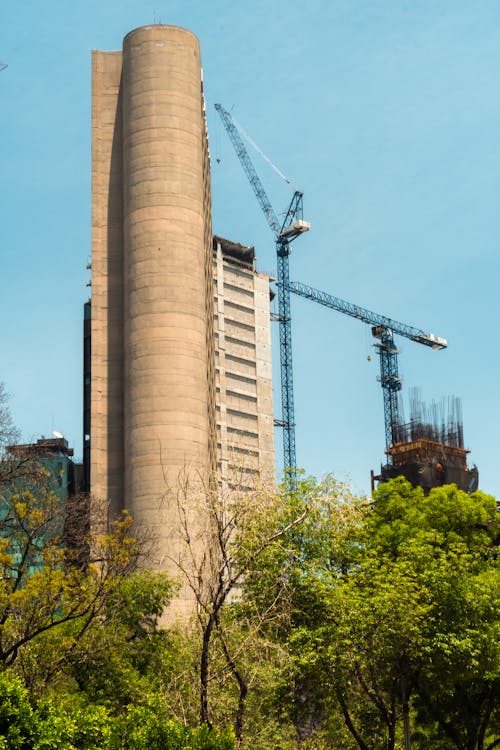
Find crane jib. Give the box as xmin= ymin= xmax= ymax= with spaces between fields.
xmin=286 ymin=281 xmax=447 ymax=350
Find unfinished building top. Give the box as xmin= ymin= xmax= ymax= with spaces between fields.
xmin=213 ymin=235 xmax=255 ymax=267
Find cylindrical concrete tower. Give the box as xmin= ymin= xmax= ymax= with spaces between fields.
xmin=121 ymin=25 xmax=212 ymax=605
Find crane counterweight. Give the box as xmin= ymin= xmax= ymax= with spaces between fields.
xmin=279 ymin=219 xmax=311 ymax=240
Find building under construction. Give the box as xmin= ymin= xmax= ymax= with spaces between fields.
xmin=378 ymin=391 xmax=478 ymax=493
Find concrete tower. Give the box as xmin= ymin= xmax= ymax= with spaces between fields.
xmin=91 ymin=25 xmax=215 ymax=613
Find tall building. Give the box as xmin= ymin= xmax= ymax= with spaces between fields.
xmin=213 ymin=237 xmax=275 ymax=487
xmin=88 ymin=25 xmax=275 ymax=614
xmin=90 ymin=25 xmax=216 ymax=614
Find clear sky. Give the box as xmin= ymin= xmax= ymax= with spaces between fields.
xmin=1 ymin=0 xmax=499 ymax=498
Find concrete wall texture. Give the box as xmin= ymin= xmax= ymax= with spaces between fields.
xmin=91 ymin=49 xmax=124 ymax=517
xmin=121 ymin=26 xmax=212 ymax=538
xmin=213 ymin=237 xmax=275 ymax=486
xmin=91 ymin=25 xmax=274 ymax=615
xmin=91 ymin=25 xmax=214 ymax=614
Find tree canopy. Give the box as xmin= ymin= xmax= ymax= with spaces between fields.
xmin=0 ymin=396 xmax=497 ymax=750
xmin=268 ymin=478 xmax=499 ymax=750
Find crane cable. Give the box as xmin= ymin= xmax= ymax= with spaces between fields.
xmin=231 ymin=114 xmax=300 ymax=193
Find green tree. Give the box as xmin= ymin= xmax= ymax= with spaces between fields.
xmin=0 ymin=492 xmax=141 ymax=669
xmin=16 ymin=567 xmax=174 ymax=703
xmin=216 ymin=474 xmax=364 ymax=749
xmin=109 ymin=697 xmax=235 ymax=750
xmin=171 ymin=475 xmax=309 ymax=745
xmin=241 ymin=477 xmax=499 ymax=750
xmin=0 ymin=671 xmax=35 ymax=748
xmin=0 ymin=670 xmax=235 ymax=749
xmin=0 ymin=444 xmax=176 ymax=688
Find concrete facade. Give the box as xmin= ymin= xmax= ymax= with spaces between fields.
xmin=213 ymin=237 xmax=275 ymax=486
xmin=91 ymin=49 xmax=124 ymax=516
xmin=121 ymin=26 xmax=214 ymax=546
xmin=91 ymin=25 xmax=215 ymax=614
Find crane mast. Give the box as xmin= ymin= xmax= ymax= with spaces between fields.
xmin=215 ymin=104 xmax=310 ymax=481
xmin=373 ymin=327 xmax=402 ymax=452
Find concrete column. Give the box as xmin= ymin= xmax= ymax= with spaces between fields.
xmin=121 ymin=25 xmax=211 ymax=605
xmin=90 ymin=51 xmax=124 ymax=521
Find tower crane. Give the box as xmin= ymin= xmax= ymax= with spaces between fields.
xmin=215 ymin=103 xmax=447 ymax=477
xmin=215 ymin=104 xmax=310 ymax=480
xmin=287 ymin=281 xmax=447 ymax=457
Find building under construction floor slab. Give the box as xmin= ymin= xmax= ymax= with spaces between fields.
xmin=377 ymin=393 xmax=479 ymax=494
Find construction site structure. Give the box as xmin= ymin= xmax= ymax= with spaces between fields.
xmin=216 ymin=105 xmax=479 ymax=494
xmin=288 ymin=283 xmax=478 ymax=493
xmin=376 ymin=392 xmax=479 ymax=493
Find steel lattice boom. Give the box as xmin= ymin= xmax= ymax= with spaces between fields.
xmin=288 ymin=282 xmax=448 ymax=351
xmin=214 ymin=104 xmax=282 ymax=237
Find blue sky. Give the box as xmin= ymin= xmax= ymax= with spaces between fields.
xmin=1 ymin=0 xmax=499 ymax=497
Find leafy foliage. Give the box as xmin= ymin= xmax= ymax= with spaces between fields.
xmin=273 ymin=478 xmax=499 ymax=750
xmin=0 ymin=412 xmax=497 ymax=750
xmin=0 ymin=671 xmax=235 ymax=749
